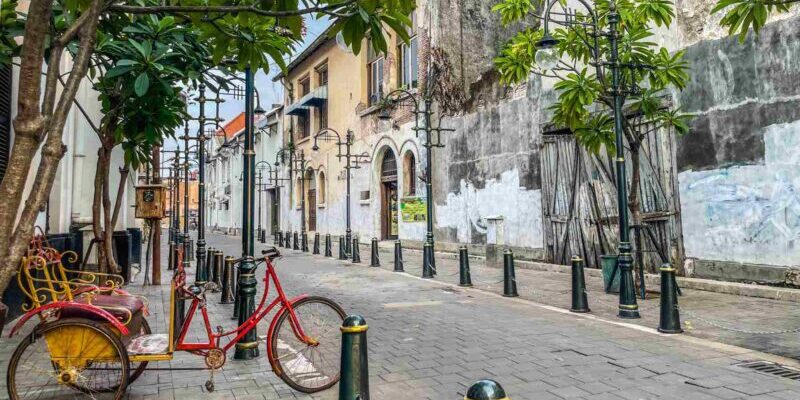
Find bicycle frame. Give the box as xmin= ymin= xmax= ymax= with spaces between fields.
xmin=174 ymin=257 xmax=312 ymax=358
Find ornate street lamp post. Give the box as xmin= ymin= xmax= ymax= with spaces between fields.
xmin=535 ymin=0 xmax=644 ymax=319
xmin=255 ymin=161 xmax=274 ymax=243
xmin=312 ymin=128 xmax=370 ymax=255
xmin=234 ymin=67 xmax=266 ymax=360
xmin=378 ymin=88 xmax=453 ymax=279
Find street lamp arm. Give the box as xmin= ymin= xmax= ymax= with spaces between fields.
xmin=382 ymin=88 xmax=420 ymax=111
xmin=311 ymin=127 xmax=343 ymax=152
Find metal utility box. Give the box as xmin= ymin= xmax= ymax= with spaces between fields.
xmin=135 ymin=184 xmax=167 ymax=219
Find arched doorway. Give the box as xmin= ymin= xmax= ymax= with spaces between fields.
xmin=305 ymin=168 xmax=317 ymax=232
xmin=380 ymin=150 xmax=399 ymax=239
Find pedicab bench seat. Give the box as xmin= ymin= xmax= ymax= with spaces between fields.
xmin=60 ymin=294 xmax=145 ymax=322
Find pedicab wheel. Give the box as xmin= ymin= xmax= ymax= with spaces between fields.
xmin=6 ymin=318 xmax=130 ymax=400
xmin=269 ymin=296 xmax=345 ymax=393
xmin=128 ymin=317 xmax=151 ymax=385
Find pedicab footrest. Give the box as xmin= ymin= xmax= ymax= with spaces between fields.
xmin=127 ymin=334 xmax=170 ymax=355
xmin=61 ymin=294 xmax=145 ymax=322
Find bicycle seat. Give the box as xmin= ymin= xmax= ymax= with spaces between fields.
xmin=261 ymin=247 xmax=281 ymax=261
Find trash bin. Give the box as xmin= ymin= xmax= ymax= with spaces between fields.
xmin=112 ymin=231 xmax=133 ymax=284
xmin=601 ymin=255 xmax=620 ymax=293
xmin=127 ymin=228 xmax=142 ymax=266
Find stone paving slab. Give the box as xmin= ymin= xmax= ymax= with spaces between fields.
xmin=351 ymin=239 xmax=800 ymax=361
xmin=3 ymin=232 xmax=800 ymax=400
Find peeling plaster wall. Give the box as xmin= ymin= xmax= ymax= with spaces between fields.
xmin=675 ymin=15 xmax=800 ymax=269
xmin=436 ymin=169 xmax=543 ymax=248
xmin=680 ymin=122 xmax=800 ymax=266
xmin=433 ymin=79 xmax=545 ymax=249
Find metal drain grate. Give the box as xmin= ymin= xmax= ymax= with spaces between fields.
xmin=736 ymin=361 xmax=800 ymax=380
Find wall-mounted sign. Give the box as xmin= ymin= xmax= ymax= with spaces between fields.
xmin=400 ymin=197 xmax=427 ymax=223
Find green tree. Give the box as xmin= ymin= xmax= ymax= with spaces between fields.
xmin=712 ymin=0 xmax=795 ymax=42
xmin=0 ymin=0 xmax=414 ymax=294
xmin=86 ymin=13 xmax=207 ymax=273
xmin=493 ymin=0 xmax=690 ymax=271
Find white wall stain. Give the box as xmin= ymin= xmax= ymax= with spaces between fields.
xmin=680 ymin=120 xmax=800 ymax=266
xmin=435 ymin=169 xmax=544 ymax=248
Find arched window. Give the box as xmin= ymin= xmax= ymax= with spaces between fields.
xmin=381 ymin=150 xmax=397 ymax=182
xmin=318 ymin=171 xmax=326 ymax=204
xmin=403 ymin=151 xmax=416 ymax=196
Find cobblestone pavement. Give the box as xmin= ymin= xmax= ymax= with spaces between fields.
xmin=3 ymin=232 xmax=800 ymax=400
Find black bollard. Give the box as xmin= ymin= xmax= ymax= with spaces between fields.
xmin=293 ymin=231 xmax=300 ymax=250
xmin=284 ymin=231 xmax=291 ymax=248
xmin=393 ymin=240 xmax=404 ymax=272
xmin=187 ymin=239 xmax=195 ymax=262
xmin=370 ymin=238 xmax=380 ymax=267
xmin=503 ymin=249 xmax=518 ymax=297
xmin=422 ymin=243 xmax=434 ymax=279
xmin=459 ymin=246 xmax=473 ymax=287
xmin=339 ymin=236 xmax=347 ymax=260
xmin=232 ymin=265 xmax=241 ymax=320
xmin=313 ymin=232 xmax=320 ymax=255
xmin=339 ymin=315 xmax=369 ymax=400
xmin=324 ymin=234 xmax=333 ymax=257
xmin=352 ymin=237 xmax=361 ymax=263
xmin=465 ymin=379 xmax=509 ymax=400
xmin=220 ymin=256 xmax=236 ymax=304
xmin=205 ymin=247 xmax=215 ymax=285
xmin=658 ymin=263 xmax=683 ymax=334
xmin=275 ymin=231 xmax=281 ymax=246
xmin=211 ymin=251 xmax=223 ymax=292
xmin=168 ymin=241 xmax=175 ymax=271
xmin=301 ymin=232 xmax=309 ymax=252
xmin=570 ymin=256 xmax=590 ymax=313
xmin=171 ymin=243 xmax=181 ymax=271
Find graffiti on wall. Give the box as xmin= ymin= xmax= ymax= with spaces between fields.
xmin=680 ymin=121 xmax=800 ymax=266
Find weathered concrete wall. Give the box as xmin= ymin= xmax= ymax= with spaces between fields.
xmin=433 ymin=80 xmax=546 ymax=250
xmin=675 ymin=15 xmax=800 ymax=272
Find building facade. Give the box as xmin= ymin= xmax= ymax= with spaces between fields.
xmin=205 ymin=0 xmax=799 ymax=285
xmin=205 ymin=107 xmax=283 ymax=236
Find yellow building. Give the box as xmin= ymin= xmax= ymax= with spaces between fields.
xmin=276 ymin=13 xmax=425 ymax=242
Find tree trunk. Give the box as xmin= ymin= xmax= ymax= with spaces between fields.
xmin=102 ymin=153 xmax=118 ymax=273
xmin=111 ymin=167 xmax=129 ymax=229
xmin=0 ymin=0 xmax=102 ymax=295
xmin=92 ymin=143 xmax=110 ymax=273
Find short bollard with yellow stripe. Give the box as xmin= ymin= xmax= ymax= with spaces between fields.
xmin=465 ymin=379 xmax=509 ymax=400
xmin=339 ymin=315 xmax=369 ymax=400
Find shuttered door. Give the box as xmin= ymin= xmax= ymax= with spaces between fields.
xmin=0 ymin=65 xmax=11 ymax=182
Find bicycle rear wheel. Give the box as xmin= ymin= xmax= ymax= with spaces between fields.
xmin=6 ymin=318 xmax=130 ymax=400
xmin=269 ymin=296 xmax=345 ymax=393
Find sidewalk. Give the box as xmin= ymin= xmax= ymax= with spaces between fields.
xmin=3 ymin=232 xmax=800 ymax=400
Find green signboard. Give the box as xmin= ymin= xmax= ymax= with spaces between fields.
xmin=400 ymin=197 xmax=427 ymax=223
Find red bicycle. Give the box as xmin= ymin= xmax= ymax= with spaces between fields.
xmin=7 ymin=246 xmax=346 ymax=399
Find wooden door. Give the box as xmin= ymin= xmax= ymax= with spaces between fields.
xmin=308 ymin=189 xmax=316 ymax=232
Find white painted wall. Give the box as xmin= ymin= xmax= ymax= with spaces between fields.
xmin=679 ymin=120 xmax=800 ymax=266
xmin=10 ymin=57 xmax=137 ymax=247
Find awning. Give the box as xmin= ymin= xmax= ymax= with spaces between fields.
xmin=285 ymin=85 xmax=327 ymax=115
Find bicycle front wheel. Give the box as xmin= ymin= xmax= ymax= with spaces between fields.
xmin=269 ymin=296 xmax=345 ymax=393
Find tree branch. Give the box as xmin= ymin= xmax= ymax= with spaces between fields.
xmin=108 ymin=1 xmax=356 ymax=18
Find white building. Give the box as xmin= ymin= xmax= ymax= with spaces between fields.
xmin=205 ymin=107 xmax=284 ymax=236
